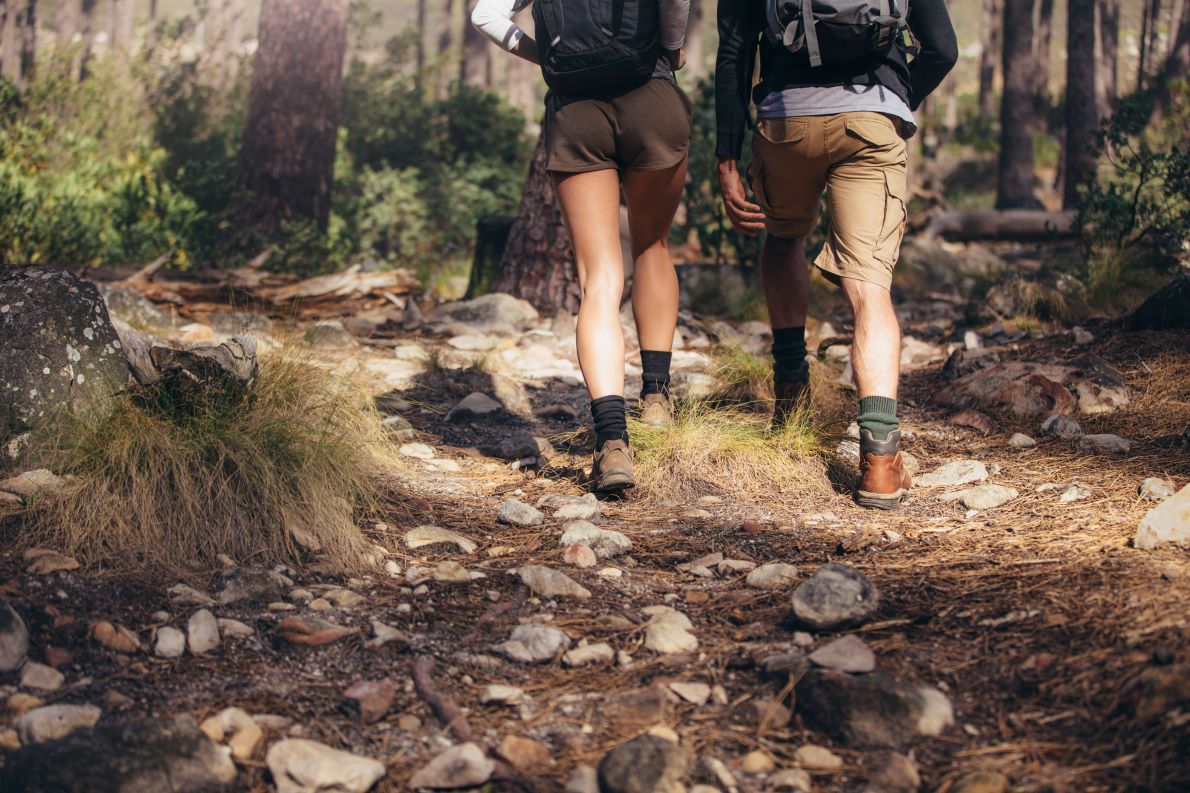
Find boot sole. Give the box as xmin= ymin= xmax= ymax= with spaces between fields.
xmin=855 ymin=488 xmax=906 ymax=510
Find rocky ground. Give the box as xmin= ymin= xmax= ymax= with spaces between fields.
xmin=0 ymin=251 xmax=1187 ymax=793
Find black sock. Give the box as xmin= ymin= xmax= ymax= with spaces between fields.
xmin=772 ymin=326 xmax=809 ymax=383
xmin=591 ymin=395 xmax=629 ymax=447
xmin=639 ymin=350 xmax=672 ymax=397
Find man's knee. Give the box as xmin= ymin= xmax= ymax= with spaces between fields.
xmin=840 ymin=276 xmax=892 ymax=312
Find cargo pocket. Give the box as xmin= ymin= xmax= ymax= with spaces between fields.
xmin=843 ymin=115 xmax=900 ymax=149
xmin=757 ymin=118 xmax=808 ymax=146
xmin=874 ymin=167 xmax=908 ymax=267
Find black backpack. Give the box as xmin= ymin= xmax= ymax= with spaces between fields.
xmin=532 ymin=0 xmax=660 ymax=97
xmin=765 ymin=0 xmax=913 ymax=68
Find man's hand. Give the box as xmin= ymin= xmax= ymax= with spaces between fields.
xmin=663 ymin=47 xmax=686 ymax=71
xmin=717 ymin=158 xmax=766 ymax=236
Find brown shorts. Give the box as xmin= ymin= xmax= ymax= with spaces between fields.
xmin=543 ymin=78 xmax=693 ymax=174
xmin=748 ymin=111 xmax=909 ymax=290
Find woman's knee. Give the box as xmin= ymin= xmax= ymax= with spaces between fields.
xmin=579 ymin=264 xmax=625 ymax=301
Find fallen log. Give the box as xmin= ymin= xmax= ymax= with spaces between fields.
xmin=922 ymin=210 xmax=1079 ymax=241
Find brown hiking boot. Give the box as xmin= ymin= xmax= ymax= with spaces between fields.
xmin=639 ymin=392 xmax=674 ymax=426
xmin=856 ymin=428 xmax=911 ymax=509
xmin=771 ymin=378 xmax=810 ymax=431
xmin=592 ymin=439 xmax=635 ymax=493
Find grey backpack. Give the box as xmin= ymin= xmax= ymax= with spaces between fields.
xmin=765 ymin=0 xmax=913 ymax=68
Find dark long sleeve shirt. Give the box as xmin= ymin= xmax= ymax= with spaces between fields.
xmin=715 ymin=0 xmax=958 ymax=159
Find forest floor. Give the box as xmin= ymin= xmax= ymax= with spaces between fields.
xmin=1 ymin=255 xmax=1188 ymax=793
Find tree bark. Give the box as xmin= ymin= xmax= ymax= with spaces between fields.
xmin=1095 ymin=0 xmax=1119 ymax=116
xmin=206 ymin=0 xmax=243 ymax=91
xmin=461 ymin=0 xmax=490 ymax=87
xmin=54 ymin=0 xmax=77 ymax=45
xmin=108 ymin=0 xmax=134 ymax=51
xmin=996 ymin=0 xmax=1041 ymax=208
xmin=1064 ymin=0 xmax=1098 ymax=209
xmin=79 ymin=0 xmax=97 ymax=79
xmin=236 ymin=0 xmax=349 ymax=241
xmin=0 ymin=0 xmax=35 ymax=90
xmin=1033 ymin=0 xmax=1053 ymax=124
xmin=978 ymin=0 xmax=1003 ymax=117
xmin=492 ymin=135 xmax=580 ymax=314
xmin=1151 ymin=0 xmax=1190 ymax=119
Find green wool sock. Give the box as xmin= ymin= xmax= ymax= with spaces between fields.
xmin=858 ymin=396 xmax=899 ymax=441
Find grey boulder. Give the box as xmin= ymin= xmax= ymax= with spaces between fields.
xmin=791 ymin=564 xmax=880 ymax=630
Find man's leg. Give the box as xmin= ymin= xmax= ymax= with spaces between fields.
xmin=760 ymin=234 xmax=811 ymax=427
xmin=841 ymin=277 xmax=901 ymax=439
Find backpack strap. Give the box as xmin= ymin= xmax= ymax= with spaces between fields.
xmin=801 ymin=0 xmax=822 ymax=67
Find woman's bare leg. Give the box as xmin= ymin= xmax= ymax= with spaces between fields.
xmin=623 ymin=160 xmax=687 ymax=352
xmin=553 ymin=168 xmax=628 ymax=399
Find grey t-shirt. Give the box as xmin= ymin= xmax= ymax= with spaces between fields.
xmin=757 ymin=84 xmax=917 ymax=137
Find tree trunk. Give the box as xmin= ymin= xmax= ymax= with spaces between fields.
xmin=978 ymin=0 xmax=1003 ymax=117
xmin=1033 ymin=0 xmax=1053 ymax=124
xmin=0 ymin=0 xmax=35 ymax=90
xmin=1138 ymin=0 xmax=1154 ymax=88
xmin=416 ymin=0 xmax=427 ymax=73
xmin=236 ymin=0 xmax=349 ymax=241
xmin=492 ymin=135 xmax=580 ymax=314
xmin=1152 ymin=0 xmax=1190 ymax=119
xmin=686 ymin=0 xmax=705 ymax=80
xmin=996 ymin=0 xmax=1041 ymax=208
xmin=1064 ymin=0 xmax=1097 ymax=209
xmin=206 ymin=0 xmax=243 ymax=91
xmin=461 ymin=0 xmax=490 ymax=87
xmin=79 ymin=0 xmax=96 ymax=79
xmin=1095 ymin=0 xmax=1119 ymax=116
xmin=54 ymin=0 xmax=77 ymax=45
xmin=108 ymin=0 xmax=134 ymax=51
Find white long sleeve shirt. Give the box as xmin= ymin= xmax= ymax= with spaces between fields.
xmin=471 ymin=0 xmax=690 ymax=54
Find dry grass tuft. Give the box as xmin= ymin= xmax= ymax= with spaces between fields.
xmin=25 ymin=353 xmax=401 ymax=574
xmin=629 ymin=397 xmax=834 ymax=505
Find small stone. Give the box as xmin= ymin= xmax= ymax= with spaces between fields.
xmin=8 ymin=692 xmax=44 ymax=714
xmin=566 ymin=765 xmax=600 ymax=793
xmin=563 ymin=544 xmax=598 ymax=568
xmin=1072 ymin=327 xmax=1094 ymax=344
xmin=448 ymin=392 xmax=503 ymax=421
xmin=400 ymin=442 xmax=436 ymax=459
xmin=497 ymin=735 xmax=551 ymax=771
xmin=434 ymin=561 xmax=472 ymax=584
xmin=343 ymin=679 xmax=397 ymax=723
xmin=407 ymin=742 xmax=495 ymax=789
xmin=276 ymin=616 xmax=354 ymax=646
xmin=598 ymin=566 xmax=623 ymax=579
xmin=863 ymin=753 xmax=920 ymax=792
xmin=553 ymin=494 xmax=600 ymax=521
xmin=18 ymin=704 xmax=102 ymax=744
xmin=397 ymin=714 xmax=422 ymax=730
xmin=480 ymin=685 xmax=525 ymax=705
xmin=1059 ymin=483 xmax=1092 ymax=503
xmin=91 ymin=620 xmax=140 ymax=654
xmin=405 ymin=525 xmax=478 ymax=554
xmin=809 ymin=635 xmax=876 ymax=673
xmin=559 ymin=521 xmax=632 ymax=558
xmin=915 ymin=460 xmax=988 ymax=487
xmin=1133 ymin=484 xmax=1190 ymax=550
xmin=745 ymin=562 xmax=799 ymax=590
xmin=266 ymin=739 xmax=386 ymax=793
xmin=597 ymin=734 xmax=687 ymax=793
xmin=795 ymin=668 xmax=953 ymax=749
xmin=102 ymin=691 xmax=134 ymax=711
xmin=643 ymin=607 xmax=698 ymax=654
xmin=563 ymin=643 xmax=614 ymax=667
xmin=497 ymin=624 xmax=570 ymax=663
xmin=1041 ymin=414 xmax=1082 ymax=439
xmin=668 ymin=681 xmax=711 ymax=706
xmin=0 ymin=729 xmax=19 ymax=751
xmin=1008 ymin=432 xmax=1036 ymax=449
xmin=168 ymin=584 xmax=216 ymax=607
xmin=791 ymin=564 xmax=879 ymax=630
xmin=26 ymin=552 xmax=80 ymax=576
xmin=770 ymin=768 xmax=813 ymax=791
xmin=364 ymin=619 xmax=407 ymax=650
xmin=0 ymin=602 xmax=29 ymax=672
xmin=19 ymin=662 xmax=64 ymax=692
xmin=949 ymin=410 xmax=995 ymax=433
xmin=951 ymin=770 xmax=1010 ymax=793
xmin=154 ymin=626 xmax=186 ymax=658
xmin=497 ymin=499 xmax=544 ymax=526
xmin=741 ymin=750 xmax=776 ymax=774
xmin=518 ymin=565 xmax=591 ymax=599
xmin=187 ymin=610 xmax=220 ymax=655
xmin=959 ymin=484 xmax=1019 ymax=510
xmin=1079 ymin=433 xmax=1131 ymax=454
xmin=1139 ymin=477 xmax=1177 ymax=501
xmin=217 ymin=567 xmax=286 ymax=606
xmin=1 ymin=470 xmax=66 ymax=499
xmin=200 ymin=707 xmax=263 ymax=762
xmin=794 ymin=744 xmax=843 ymax=771
xmin=308 ymin=598 xmax=333 ymax=611
xmin=217 ymin=619 xmax=255 ymax=639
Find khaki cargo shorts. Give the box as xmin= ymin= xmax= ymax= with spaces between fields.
xmin=747 ymin=111 xmax=908 ymax=290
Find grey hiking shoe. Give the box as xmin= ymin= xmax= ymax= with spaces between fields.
xmin=592 ymin=439 xmax=635 ymax=493
xmin=639 ymin=393 xmax=675 ymax=426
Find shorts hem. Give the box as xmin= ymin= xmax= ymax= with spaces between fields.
xmin=546 ymin=162 xmax=620 ymax=175
xmin=624 ymin=149 xmax=690 ymax=173
xmin=813 ymin=256 xmax=893 ymax=291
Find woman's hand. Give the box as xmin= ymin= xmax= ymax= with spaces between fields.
xmin=663 ymin=47 xmax=686 ymax=71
